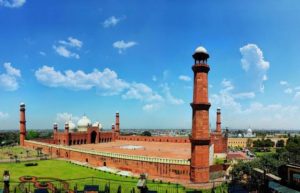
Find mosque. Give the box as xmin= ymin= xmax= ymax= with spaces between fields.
xmin=19 ymin=46 xmax=228 ymax=184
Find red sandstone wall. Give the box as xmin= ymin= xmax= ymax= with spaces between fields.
xmin=53 ymin=131 xmax=114 ymax=145
xmin=23 ymin=140 xmax=190 ymax=180
xmin=210 ymin=133 xmax=228 ymax=153
xmin=118 ymin=135 xmax=190 ymax=143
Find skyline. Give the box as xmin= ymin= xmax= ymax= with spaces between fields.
xmin=1 ymin=1 xmax=300 ymax=130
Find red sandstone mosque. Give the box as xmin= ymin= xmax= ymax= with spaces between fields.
xmin=19 ymin=46 xmax=228 ymax=183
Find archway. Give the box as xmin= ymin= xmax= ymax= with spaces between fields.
xmin=91 ymin=131 xmax=97 ymax=144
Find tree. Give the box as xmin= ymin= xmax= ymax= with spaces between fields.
xmin=276 ymin=140 xmax=285 ymax=148
xmin=141 ymin=131 xmax=151 ymax=137
xmin=26 ymin=130 xmax=40 ymax=140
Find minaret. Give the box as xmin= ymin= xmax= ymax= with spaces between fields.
xmin=53 ymin=123 xmax=58 ymax=133
xmin=64 ymin=123 xmax=69 ymax=146
xmin=115 ymin=112 xmax=120 ymax=136
xmin=190 ymin=46 xmax=211 ymax=183
xmin=216 ymin=108 xmax=221 ymax=133
xmin=53 ymin=123 xmax=58 ymax=144
xmin=112 ymin=124 xmax=115 ymax=130
xmin=19 ymin=103 xmax=26 ymax=146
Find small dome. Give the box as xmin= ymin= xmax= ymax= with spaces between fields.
xmin=68 ymin=120 xmax=76 ymax=131
xmin=194 ymin=46 xmax=208 ymax=54
xmin=77 ymin=115 xmax=91 ymax=132
xmin=238 ymin=133 xmax=242 ymax=138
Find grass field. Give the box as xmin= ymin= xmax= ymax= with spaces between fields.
xmin=0 ymin=159 xmax=228 ymax=193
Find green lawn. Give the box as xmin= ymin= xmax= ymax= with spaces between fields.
xmin=0 ymin=159 xmax=227 ymax=193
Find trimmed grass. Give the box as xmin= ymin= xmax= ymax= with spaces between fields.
xmin=0 ymin=159 xmax=228 ymax=193
xmin=0 ymin=160 xmax=185 ymax=193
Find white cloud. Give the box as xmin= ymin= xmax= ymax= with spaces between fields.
xmin=284 ymin=88 xmax=293 ymax=94
xmin=56 ymin=112 xmax=80 ymax=125
xmin=53 ymin=37 xmax=82 ymax=59
xmin=161 ymin=84 xmax=184 ymax=105
xmin=0 ymin=62 xmax=21 ymax=91
xmin=59 ymin=37 xmax=82 ymax=48
xmin=142 ymin=103 xmax=161 ymax=112
xmin=178 ymin=75 xmax=191 ymax=82
xmin=103 ymin=16 xmax=123 ymax=28
xmin=152 ymin=75 xmax=157 ymax=82
xmin=35 ymin=66 xmax=184 ymax=110
xmin=280 ymin=81 xmax=288 ymax=86
xmin=240 ymin=44 xmax=270 ymax=93
xmin=122 ymin=83 xmax=163 ymax=102
xmin=0 ymin=111 xmax=9 ymax=119
xmin=39 ymin=51 xmax=46 ymax=56
xmin=35 ymin=66 xmax=129 ymax=95
xmin=294 ymin=92 xmax=300 ymax=100
xmin=53 ymin=45 xmax=80 ymax=59
xmin=4 ymin=62 xmax=20 ymax=77
xmin=0 ymin=0 xmax=25 ymax=8
xmin=233 ymin=92 xmax=255 ymax=99
xmin=221 ymin=79 xmax=234 ymax=91
xmin=113 ymin=40 xmax=137 ymax=54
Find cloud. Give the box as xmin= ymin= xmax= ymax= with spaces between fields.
xmin=39 ymin=51 xmax=46 ymax=56
xmin=113 ymin=40 xmax=137 ymax=54
xmin=210 ymin=79 xmax=255 ymax=113
xmin=35 ymin=66 xmax=129 ymax=95
xmin=178 ymin=75 xmax=191 ymax=82
xmin=280 ymin=81 xmax=288 ymax=86
xmin=284 ymin=88 xmax=293 ymax=94
xmin=161 ymin=84 xmax=184 ymax=105
xmin=56 ymin=112 xmax=80 ymax=125
xmin=294 ymin=92 xmax=300 ymax=100
xmin=59 ymin=37 xmax=82 ymax=48
xmin=53 ymin=37 xmax=82 ymax=59
xmin=53 ymin=45 xmax=80 ymax=59
xmin=0 ymin=62 xmax=21 ymax=91
xmin=142 ymin=103 xmax=161 ymax=112
xmin=233 ymin=92 xmax=255 ymax=99
xmin=122 ymin=83 xmax=163 ymax=102
xmin=103 ymin=16 xmax=124 ymax=28
xmin=0 ymin=111 xmax=9 ymax=119
xmin=152 ymin=75 xmax=157 ymax=82
xmin=221 ymin=79 xmax=234 ymax=92
xmin=0 ymin=0 xmax=25 ymax=8
xmin=240 ymin=44 xmax=270 ymax=93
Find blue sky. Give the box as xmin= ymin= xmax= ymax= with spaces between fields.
xmin=1 ymin=0 xmax=300 ymax=130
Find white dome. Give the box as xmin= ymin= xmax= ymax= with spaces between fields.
xmin=247 ymin=128 xmax=252 ymax=134
xmin=67 ymin=120 xmax=76 ymax=132
xmin=77 ymin=115 xmax=91 ymax=132
xmin=194 ymin=46 xmax=208 ymax=54
xmin=92 ymin=122 xmax=102 ymax=129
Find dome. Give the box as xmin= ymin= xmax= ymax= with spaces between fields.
xmin=92 ymin=121 xmax=102 ymax=129
xmin=67 ymin=120 xmax=76 ymax=132
xmin=77 ymin=115 xmax=91 ymax=132
xmin=194 ymin=46 xmax=208 ymax=54
xmin=238 ymin=133 xmax=242 ymax=138
xmin=247 ymin=128 xmax=252 ymax=134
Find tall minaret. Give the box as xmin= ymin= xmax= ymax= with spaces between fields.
xmin=64 ymin=123 xmax=69 ymax=146
xmin=115 ymin=112 xmax=120 ymax=136
xmin=216 ymin=108 xmax=221 ymax=133
xmin=19 ymin=103 xmax=26 ymax=146
xmin=190 ymin=46 xmax=211 ymax=183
